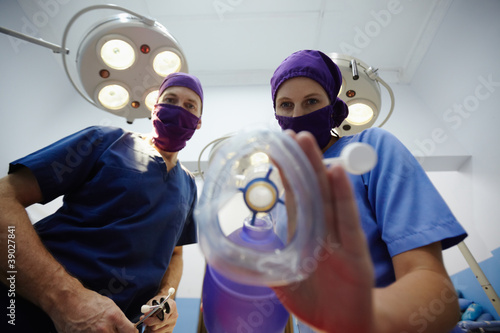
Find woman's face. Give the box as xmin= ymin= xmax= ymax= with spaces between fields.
xmin=275 ymin=77 xmax=330 ymax=117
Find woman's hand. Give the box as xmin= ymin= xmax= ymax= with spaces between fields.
xmin=272 ymin=131 xmax=375 ymax=333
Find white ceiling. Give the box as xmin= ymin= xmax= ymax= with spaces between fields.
xmin=146 ymin=0 xmax=452 ymax=86
xmin=12 ymin=0 xmax=453 ymax=86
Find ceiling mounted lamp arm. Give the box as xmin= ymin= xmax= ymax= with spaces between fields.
xmin=60 ymin=4 xmax=157 ymax=107
xmin=197 ymin=136 xmax=232 ymax=180
xmin=0 ymin=26 xmax=69 ymax=54
xmin=365 ymin=66 xmax=395 ymax=128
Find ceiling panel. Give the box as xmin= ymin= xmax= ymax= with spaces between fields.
xmin=161 ymin=13 xmax=322 ymax=70
xmin=9 ymin=0 xmax=451 ymax=86
xmin=146 ymin=0 xmax=326 ymax=17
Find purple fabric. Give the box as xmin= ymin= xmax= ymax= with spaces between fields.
xmin=275 ymin=105 xmax=334 ymax=149
xmin=158 ymin=72 xmax=204 ymax=106
xmin=270 ymin=50 xmax=348 ymax=129
xmin=152 ymin=104 xmax=199 ymax=152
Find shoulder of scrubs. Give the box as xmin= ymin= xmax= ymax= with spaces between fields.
xmin=176 ymin=163 xmax=198 ymax=246
xmin=328 ymin=128 xmax=467 ymax=256
xmin=8 ymin=126 xmax=125 ymax=204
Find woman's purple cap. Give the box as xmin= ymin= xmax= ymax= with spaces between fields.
xmin=270 ymin=50 xmax=348 ymax=128
xmin=158 ymin=72 xmax=204 ymax=105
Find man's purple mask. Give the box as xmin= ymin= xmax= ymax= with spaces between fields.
xmin=271 ymin=50 xmax=349 ymax=149
xmin=152 ymin=72 xmax=203 ymax=152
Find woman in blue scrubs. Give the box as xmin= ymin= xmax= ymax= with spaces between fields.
xmin=269 ymin=50 xmax=467 ymax=333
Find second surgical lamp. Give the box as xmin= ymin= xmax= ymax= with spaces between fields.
xmin=330 ymin=52 xmax=395 ymax=136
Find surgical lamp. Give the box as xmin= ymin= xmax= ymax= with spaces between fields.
xmin=329 ymin=53 xmax=395 ymax=136
xmin=0 ymin=4 xmax=188 ymax=124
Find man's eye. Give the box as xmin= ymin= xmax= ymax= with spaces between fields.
xmin=163 ymin=98 xmax=175 ymax=104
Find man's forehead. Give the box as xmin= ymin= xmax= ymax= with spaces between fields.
xmin=161 ymin=86 xmax=198 ymax=98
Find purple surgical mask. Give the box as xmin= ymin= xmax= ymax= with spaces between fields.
xmin=275 ymin=105 xmax=334 ymax=149
xmin=152 ymin=103 xmax=200 ymax=152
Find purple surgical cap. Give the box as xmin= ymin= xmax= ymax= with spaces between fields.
xmin=270 ymin=50 xmax=348 ymax=128
xmin=158 ymin=72 xmax=204 ymax=106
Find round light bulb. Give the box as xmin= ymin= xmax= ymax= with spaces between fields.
xmin=250 ymin=152 xmax=269 ymax=166
xmin=347 ymin=102 xmax=374 ymax=125
xmin=100 ymin=39 xmax=135 ymax=70
xmin=244 ymin=181 xmax=277 ymax=212
xmin=248 ymin=184 xmax=274 ymax=210
xmin=98 ymin=84 xmax=129 ymax=110
xmin=145 ymin=90 xmax=159 ymax=111
xmin=153 ymin=51 xmax=182 ymax=76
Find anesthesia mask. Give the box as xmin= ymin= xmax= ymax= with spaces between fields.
xmin=195 ymin=128 xmax=376 ymax=287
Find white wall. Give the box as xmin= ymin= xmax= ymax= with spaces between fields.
xmin=410 ymin=0 xmax=500 ymax=270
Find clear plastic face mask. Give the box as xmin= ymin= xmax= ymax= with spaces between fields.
xmin=195 ymin=128 xmax=328 ymax=287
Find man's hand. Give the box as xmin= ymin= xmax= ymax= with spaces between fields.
xmin=0 ymin=169 xmax=137 ymax=332
xmin=48 ymin=287 xmax=136 ymax=333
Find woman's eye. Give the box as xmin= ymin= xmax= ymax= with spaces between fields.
xmin=306 ymin=98 xmax=319 ymax=105
xmin=280 ymin=102 xmax=293 ymax=109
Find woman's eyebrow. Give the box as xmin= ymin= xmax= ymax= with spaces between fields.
xmin=303 ymin=93 xmax=322 ymax=99
xmin=276 ymin=96 xmax=291 ymax=102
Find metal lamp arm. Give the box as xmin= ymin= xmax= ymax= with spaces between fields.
xmin=365 ymin=66 xmax=395 ymax=128
xmin=0 ymin=26 xmax=68 ymax=54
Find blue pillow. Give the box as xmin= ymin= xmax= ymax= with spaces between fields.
xmin=462 ymin=303 xmax=483 ymax=321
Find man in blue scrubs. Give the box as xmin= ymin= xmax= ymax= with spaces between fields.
xmin=0 ymin=72 xmax=203 ymax=333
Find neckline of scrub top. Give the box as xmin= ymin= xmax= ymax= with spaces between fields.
xmin=137 ymin=133 xmax=180 ymax=177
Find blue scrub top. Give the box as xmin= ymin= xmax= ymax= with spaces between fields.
xmin=9 ymin=126 xmax=198 ymax=320
xmin=324 ymin=128 xmax=467 ymax=287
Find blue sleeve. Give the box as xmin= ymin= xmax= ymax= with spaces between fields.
xmin=176 ymin=178 xmax=198 ymax=246
xmin=176 ymin=191 xmax=198 ymax=246
xmin=9 ymin=126 xmax=125 ymax=204
xmin=361 ymin=128 xmax=467 ymax=256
